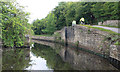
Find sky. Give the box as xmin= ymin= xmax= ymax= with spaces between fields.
xmin=16 ymin=0 xmax=79 ymax=24
xmin=25 ymin=51 xmax=53 ymax=70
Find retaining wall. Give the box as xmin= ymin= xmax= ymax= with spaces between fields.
xmin=31 ymin=36 xmax=55 ymax=42
xmin=31 ymin=25 xmax=120 ymax=61
xmin=98 ymin=20 xmax=120 ymax=27
xmin=60 ymin=25 xmax=120 ymax=61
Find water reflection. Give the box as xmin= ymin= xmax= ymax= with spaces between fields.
xmin=2 ymin=42 xmax=72 ymax=70
xmin=2 ymin=48 xmax=31 ymax=70
xmin=2 ymin=39 xmax=120 ymax=70
xmin=25 ymin=51 xmax=52 ymax=70
xmin=31 ymin=43 xmax=73 ymax=70
xmin=32 ymin=40 xmax=119 ymax=70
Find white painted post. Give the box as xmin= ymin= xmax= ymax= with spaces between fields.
xmin=72 ymin=20 xmax=76 ymax=26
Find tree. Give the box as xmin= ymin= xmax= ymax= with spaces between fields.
xmin=53 ymin=2 xmax=67 ymax=30
xmin=91 ymin=2 xmax=120 ymax=23
xmin=31 ymin=19 xmax=45 ymax=35
xmin=42 ymin=13 xmax=56 ymax=34
xmin=32 ymin=2 xmax=120 ymax=35
xmin=65 ymin=2 xmax=76 ymax=26
xmin=1 ymin=1 xmax=31 ymax=47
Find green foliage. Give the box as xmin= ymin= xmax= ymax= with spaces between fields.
xmin=42 ymin=13 xmax=56 ymax=34
xmin=114 ymin=41 xmax=120 ymax=45
xmin=32 ymin=2 xmax=119 ymax=36
xmin=32 ymin=13 xmax=56 ymax=35
xmin=54 ymin=32 xmax=61 ymax=41
xmin=53 ymin=2 xmax=67 ymax=30
xmin=75 ymin=41 xmax=79 ymax=47
xmin=65 ymin=2 xmax=76 ymax=26
xmin=31 ymin=19 xmax=46 ymax=35
xmin=54 ymin=32 xmax=61 ymax=37
xmin=1 ymin=1 xmax=32 ymax=47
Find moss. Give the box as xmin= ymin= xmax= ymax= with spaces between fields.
xmin=80 ymin=29 xmax=83 ymax=32
xmin=75 ymin=41 xmax=79 ymax=47
xmin=114 ymin=41 xmax=120 ymax=45
xmin=61 ymin=39 xmax=64 ymax=43
xmin=54 ymin=32 xmax=61 ymax=41
xmin=88 ymin=29 xmax=91 ymax=34
xmin=54 ymin=32 xmax=61 ymax=37
xmin=103 ymin=36 xmax=109 ymax=42
xmin=111 ymin=37 xmax=119 ymax=41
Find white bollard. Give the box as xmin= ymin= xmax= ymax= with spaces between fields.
xmin=72 ymin=20 xmax=76 ymax=26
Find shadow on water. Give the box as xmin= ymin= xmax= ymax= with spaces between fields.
xmin=32 ymin=39 xmax=120 ymax=71
xmin=2 ymin=48 xmax=31 ymax=70
xmin=2 ymin=39 xmax=120 ymax=71
xmin=107 ymin=57 xmax=120 ymax=71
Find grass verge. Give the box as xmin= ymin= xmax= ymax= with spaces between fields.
xmin=100 ymin=25 xmax=120 ymax=28
xmin=80 ymin=24 xmax=120 ymax=36
xmin=114 ymin=41 xmax=120 ymax=45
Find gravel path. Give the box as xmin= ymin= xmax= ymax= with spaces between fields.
xmin=92 ymin=25 xmax=120 ymax=33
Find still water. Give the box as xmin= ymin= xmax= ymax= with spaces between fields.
xmin=2 ymin=40 xmax=120 ymax=71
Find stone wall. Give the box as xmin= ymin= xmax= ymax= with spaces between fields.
xmin=98 ymin=20 xmax=120 ymax=27
xmin=60 ymin=25 xmax=110 ymax=55
xmin=59 ymin=25 xmax=120 ymax=61
xmin=31 ymin=36 xmax=55 ymax=42
xmin=110 ymin=45 xmax=120 ymax=61
xmin=31 ymin=25 xmax=120 ymax=61
xmin=32 ymin=40 xmax=118 ymax=70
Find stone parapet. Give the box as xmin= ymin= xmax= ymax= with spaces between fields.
xmin=31 ymin=36 xmax=55 ymax=41
xmin=98 ymin=20 xmax=120 ymax=27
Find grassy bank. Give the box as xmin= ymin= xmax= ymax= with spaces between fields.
xmin=80 ymin=24 xmax=120 ymax=36
xmin=100 ymin=25 xmax=120 ymax=28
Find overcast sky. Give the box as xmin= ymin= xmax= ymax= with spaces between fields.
xmin=16 ymin=0 xmax=80 ymax=24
